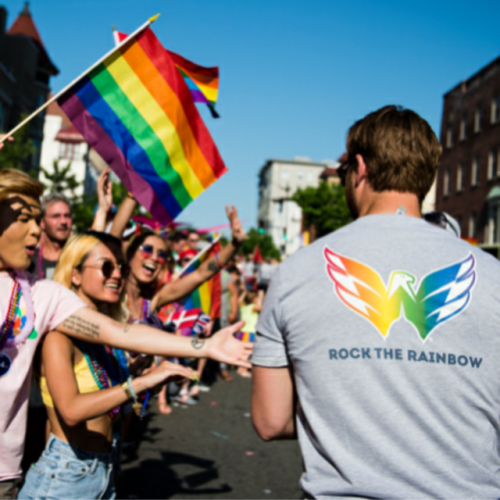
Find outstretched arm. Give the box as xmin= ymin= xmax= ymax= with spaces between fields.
xmin=110 ymin=195 xmax=137 ymax=239
xmin=152 ymin=205 xmax=246 ymax=311
xmin=55 ymin=307 xmax=252 ymax=367
xmin=43 ymin=331 xmax=195 ymax=426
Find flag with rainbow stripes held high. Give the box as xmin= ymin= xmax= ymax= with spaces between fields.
xmin=114 ymin=28 xmax=220 ymax=118
xmin=58 ymin=25 xmax=227 ymax=226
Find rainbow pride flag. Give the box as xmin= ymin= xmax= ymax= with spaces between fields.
xmin=58 ymin=27 xmax=227 ymax=225
xmin=181 ymin=239 xmax=221 ymax=317
xmin=114 ymin=29 xmax=220 ymax=118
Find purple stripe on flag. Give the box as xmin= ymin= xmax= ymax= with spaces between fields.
xmin=187 ymin=87 xmax=211 ymax=105
xmin=59 ymin=91 xmax=172 ymax=224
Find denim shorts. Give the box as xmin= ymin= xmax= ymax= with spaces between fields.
xmin=18 ymin=434 xmax=115 ymax=500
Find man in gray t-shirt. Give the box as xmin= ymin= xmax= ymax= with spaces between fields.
xmin=251 ymin=106 xmax=500 ymax=499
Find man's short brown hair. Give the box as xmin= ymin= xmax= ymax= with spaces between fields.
xmin=346 ymin=105 xmax=441 ymax=199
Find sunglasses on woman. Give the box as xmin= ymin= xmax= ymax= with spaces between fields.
xmin=140 ymin=244 xmax=169 ymax=265
xmin=82 ymin=260 xmax=130 ymax=279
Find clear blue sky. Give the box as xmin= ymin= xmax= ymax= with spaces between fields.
xmin=3 ymin=0 xmax=500 ymax=229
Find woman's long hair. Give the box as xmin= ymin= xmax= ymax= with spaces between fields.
xmin=53 ymin=232 xmax=126 ymax=322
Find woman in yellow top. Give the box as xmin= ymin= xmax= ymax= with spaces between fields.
xmin=19 ymin=232 xmax=195 ymax=500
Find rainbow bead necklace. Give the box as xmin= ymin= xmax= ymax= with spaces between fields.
xmin=0 ymin=282 xmax=21 ymax=350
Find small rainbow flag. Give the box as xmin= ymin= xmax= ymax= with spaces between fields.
xmin=114 ymin=29 xmax=220 ymax=118
xmin=181 ymin=239 xmax=221 ymax=318
xmin=58 ymin=26 xmax=227 ymax=225
xmin=234 ymin=331 xmax=256 ymax=343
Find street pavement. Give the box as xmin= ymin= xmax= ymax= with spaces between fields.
xmin=117 ymin=372 xmax=303 ymax=499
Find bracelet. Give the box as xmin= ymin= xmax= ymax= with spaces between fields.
xmin=214 ymin=251 xmax=223 ymax=268
xmin=127 ymin=192 xmax=134 ymax=199
xmin=121 ymin=377 xmax=138 ymax=402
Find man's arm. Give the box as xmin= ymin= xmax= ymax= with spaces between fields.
xmin=56 ymin=307 xmax=252 ymax=366
xmin=251 ymin=364 xmax=297 ymax=441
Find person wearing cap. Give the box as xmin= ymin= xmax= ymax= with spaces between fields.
xmin=251 ymin=105 xmax=500 ymax=498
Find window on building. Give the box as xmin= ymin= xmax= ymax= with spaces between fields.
xmin=471 ymin=155 xmax=479 ymax=186
xmin=491 ymin=97 xmax=499 ymax=124
xmin=469 ymin=212 xmax=477 ymax=238
xmin=307 ymin=171 xmax=314 ymax=182
xmin=456 ymin=215 xmax=463 ymax=235
xmin=281 ymin=170 xmax=289 ymax=180
xmin=297 ymin=170 xmax=303 ymax=179
xmin=488 ymin=149 xmax=497 ymax=180
xmin=60 ymin=142 xmax=80 ymax=160
xmin=443 ymin=168 xmax=450 ymax=196
xmin=459 ymin=115 xmax=467 ymax=141
xmin=474 ymin=106 xmax=482 ymax=133
xmin=456 ymin=163 xmax=464 ymax=192
xmin=446 ymin=123 xmax=453 ymax=148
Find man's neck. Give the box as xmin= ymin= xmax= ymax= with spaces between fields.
xmin=358 ymin=191 xmax=421 ymax=219
xmin=42 ymin=236 xmax=65 ymax=261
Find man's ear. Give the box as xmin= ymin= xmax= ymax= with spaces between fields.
xmin=355 ymin=154 xmax=368 ymax=185
xmin=39 ymin=217 xmax=46 ymax=231
xmin=71 ymin=268 xmax=82 ymax=288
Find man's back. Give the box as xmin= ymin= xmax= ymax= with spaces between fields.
xmin=254 ymin=214 xmax=500 ymax=498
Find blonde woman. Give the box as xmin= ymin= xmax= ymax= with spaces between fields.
xmin=19 ymin=232 xmax=196 ymax=500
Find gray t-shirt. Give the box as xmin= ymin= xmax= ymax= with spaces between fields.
xmin=253 ymin=214 xmax=500 ymax=499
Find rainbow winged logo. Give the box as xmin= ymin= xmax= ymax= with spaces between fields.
xmin=324 ymin=248 xmax=476 ymax=342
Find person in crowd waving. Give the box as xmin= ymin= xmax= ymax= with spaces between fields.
xmin=19 ymin=232 xmax=195 ymax=499
xmin=0 ymin=168 xmax=249 ymax=498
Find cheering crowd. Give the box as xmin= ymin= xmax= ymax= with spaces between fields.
xmin=0 ymin=163 xmax=271 ymax=499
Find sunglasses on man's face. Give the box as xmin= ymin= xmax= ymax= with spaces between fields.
xmin=337 ymin=161 xmax=351 ymax=187
xmin=83 ymin=260 xmax=130 ymax=280
xmin=140 ymin=244 xmax=168 ymax=265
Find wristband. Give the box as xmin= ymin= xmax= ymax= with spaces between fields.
xmin=127 ymin=192 xmax=134 ymax=199
xmin=121 ymin=377 xmax=138 ymax=402
xmin=127 ymin=376 xmax=138 ymax=401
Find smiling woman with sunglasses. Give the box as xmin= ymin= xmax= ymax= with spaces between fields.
xmin=123 ymin=205 xmax=246 ymax=323
xmin=19 ymin=232 xmax=196 ymax=500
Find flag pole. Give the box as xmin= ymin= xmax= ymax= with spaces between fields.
xmin=0 ymin=14 xmax=160 ymax=144
xmin=180 ymin=234 xmax=222 ymax=277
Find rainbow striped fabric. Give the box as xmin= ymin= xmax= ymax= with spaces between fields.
xmin=114 ymin=30 xmax=220 ymax=118
xmin=181 ymin=240 xmax=221 ymax=317
xmin=58 ymin=27 xmax=227 ymax=225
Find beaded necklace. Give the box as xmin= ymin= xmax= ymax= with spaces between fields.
xmin=76 ymin=341 xmax=129 ymax=418
xmin=0 ymin=272 xmax=35 ymax=351
xmin=37 ymin=245 xmax=44 ymax=279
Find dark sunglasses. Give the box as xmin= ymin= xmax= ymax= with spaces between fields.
xmin=337 ymin=161 xmax=351 ymax=187
xmin=82 ymin=260 xmax=130 ymax=279
xmin=140 ymin=244 xmax=169 ymax=265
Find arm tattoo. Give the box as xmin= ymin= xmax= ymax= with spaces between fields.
xmin=207 ymin=260 xmax=221 ymax=273
xmin=123 ymin=325 xmax=131 ymax=334
xmin=61 ymin=315 xmax=100 ymax=340
xmin=192 ymin=338 xmax=205 ymax=350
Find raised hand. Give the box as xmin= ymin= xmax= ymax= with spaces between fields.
xmin=206 ymin=321 xmax=253 ymax=368
xmin=96 ymin=168 xmax=112 ymax=213
xmin=139 ymin=359 xmax=195 ymax=392
xmin=226 ymin=205 xmax=246 ymax=244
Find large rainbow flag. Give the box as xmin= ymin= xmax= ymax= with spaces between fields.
xmin=58 ymin=26 xmax=227 ymax=225
xmin=114 ymin=29 xmax=220 ymax=118
xmin=181 ymin=239 xmax=222 ymax=318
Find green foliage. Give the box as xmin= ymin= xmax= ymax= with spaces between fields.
xmin=292 ymin=181 xmax=352 ymax=238
xmin=112 ymin=181 xmax=129 ymax=206
xmin=71 ymin=192 xmax=98 ymax=233
xmin=239 ymin=228 xmax=281 ymax=260
xmin=41 ymin=159 xmax=80 ymax=193
xmin=0 ymin=118 xmax=36 ymax=173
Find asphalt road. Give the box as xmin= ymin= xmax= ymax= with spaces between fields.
xmin=117 ymin=372 xmax=303 ymax=499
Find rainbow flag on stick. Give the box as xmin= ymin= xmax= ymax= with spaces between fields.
xmin=58 ymin=24 xmax=227 ymax=225
xmin=181 ymin=237 xmax=222 ymax=318
xmin=114 ymin=29 xmax=220 ymax=118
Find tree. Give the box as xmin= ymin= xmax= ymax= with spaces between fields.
xmin=40 ymin=159 xmax=80 ymax=194
xmin=292 ymin=181 xmax=352 ymax=238
xmin=0 ymin=118 xmax=35 ymax=173
xmin=238 ymin=228 xmax=281 ymax=260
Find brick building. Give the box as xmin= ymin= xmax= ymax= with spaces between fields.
xmin=435 ymin=55 xmax=500 ymax=244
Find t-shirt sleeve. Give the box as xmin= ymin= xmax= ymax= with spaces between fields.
xmin=252 ymin=267 xmax=289 ymax=367
xmin=43 ymin=280 xmax=88 ymax=332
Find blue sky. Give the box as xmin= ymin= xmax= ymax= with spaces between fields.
xmin=3 ymin=0 xmax=500 ymax=229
